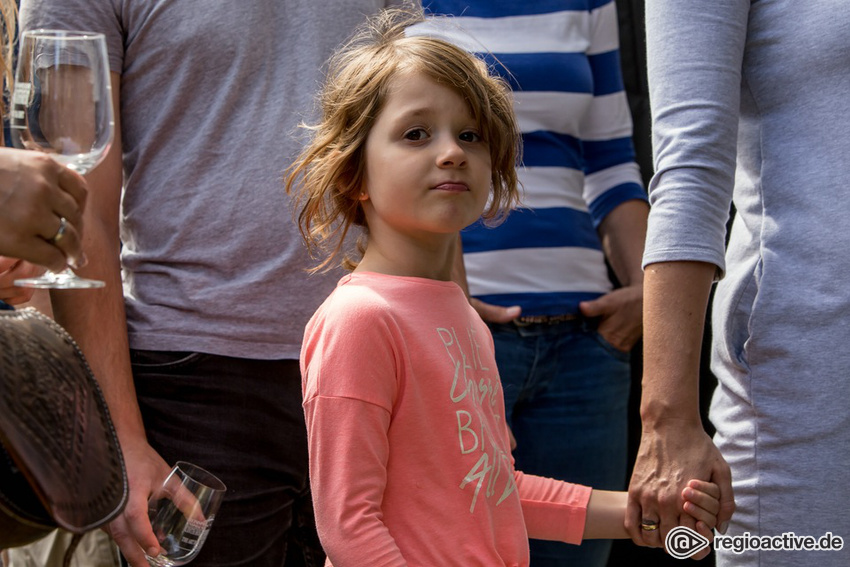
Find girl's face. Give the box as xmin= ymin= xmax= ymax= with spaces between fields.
xmin=360 ymin=71 xmax=492 ymax=245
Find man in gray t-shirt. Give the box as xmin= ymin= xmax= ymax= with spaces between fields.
xmin=19 ymin=1 xmax=394 ymax=565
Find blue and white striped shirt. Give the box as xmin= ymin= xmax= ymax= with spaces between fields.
xmin=418 ymin=0 xmax=646 ymax=316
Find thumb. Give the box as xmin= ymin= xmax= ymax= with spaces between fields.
xmin=711 ymin=459 xmax=736 ymax=534
xmin=470 ymin=298 xmax=520 ymax=323
xmin=579 ymin=296 xmax=607 ymax=318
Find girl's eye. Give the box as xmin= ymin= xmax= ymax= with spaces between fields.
xmin=459 ymin=131 xmax=482 ymax=143
xmin=404 ymin=128 xmax=429 ymax=141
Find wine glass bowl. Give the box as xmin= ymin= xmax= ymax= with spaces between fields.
xmin=146 ymin=462 xmax=227 ymax=567
xmin=10 ymin=29 xmax=114 ymax=289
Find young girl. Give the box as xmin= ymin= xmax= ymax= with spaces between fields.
xmin=287 ymin=8 xmax=719 ymax=566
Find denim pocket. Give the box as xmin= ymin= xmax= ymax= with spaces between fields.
xmin=591 ymin=332 xmax=632 ymax=362
xmin=129 ymin=349 xmax=209 ymax=370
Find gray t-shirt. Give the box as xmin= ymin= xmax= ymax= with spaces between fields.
xmin=20 ymin=0 xmax=391 ymax=359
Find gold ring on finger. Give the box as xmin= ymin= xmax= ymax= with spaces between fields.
xmin=49 ymin=217 xmax=67 ymax=245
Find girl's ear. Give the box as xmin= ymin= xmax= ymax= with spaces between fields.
xmin=358 ymin=191 xmax=369 ymax=201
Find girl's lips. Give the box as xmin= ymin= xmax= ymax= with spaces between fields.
xmin=432 ymin=182 xmax=468 ymax=192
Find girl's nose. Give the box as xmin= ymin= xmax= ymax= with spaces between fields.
xmin=437 ymin=137 xmax=467 ymax=168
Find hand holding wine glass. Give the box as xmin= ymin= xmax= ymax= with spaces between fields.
xmin=146 ymin=462 xmax=226 ymax=567
xmin=9 ymin=29 xmax=114 ymax=289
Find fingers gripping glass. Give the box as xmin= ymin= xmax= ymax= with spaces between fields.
xmin=146 ymin=462 xmax=227 ymax=566
xmin=10 ymin=30 xmax=114 ymax=289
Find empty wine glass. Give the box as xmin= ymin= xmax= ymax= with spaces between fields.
xmin=146 ymin=462 xmax=227 ymax=567
xmin=9 ymin=29 xmax=114 ymax=289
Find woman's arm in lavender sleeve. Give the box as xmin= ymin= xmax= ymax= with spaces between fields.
xmin=625 ymin=0 xmax=747 ymax=547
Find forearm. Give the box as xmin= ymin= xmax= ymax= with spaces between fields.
xmin=583 ymin=490 xmax=629 ymax=540
xmin=516 ymin=472 xmax=592 ymax=544
xmin=50 ymin=222 xmax=144 ymax=443
xmin=50 ymin=72 xmax=146 ymax=445
xmin=580 ymin=200 xmax=648 ymax=350
xmin=597 ymin=199 xmax=649 ymax=287
xmin=520 ymin=480 xmax=629 ymax=542
xmin=640 ymin=260 xmax=716 ymax=426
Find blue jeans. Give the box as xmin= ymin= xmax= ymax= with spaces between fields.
xmin=490 ymin=318 xmax=631 ymax=567
xmin=127 ymin=351 xmax=325 ymax=567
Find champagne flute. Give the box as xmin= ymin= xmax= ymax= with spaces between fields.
xmin=9 ymin=29 xmax=114 ymax=289
xmin=146 ymin=462 xmax=227 ymax=567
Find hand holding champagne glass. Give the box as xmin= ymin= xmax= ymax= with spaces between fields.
xmin=9 ymin=29 xmax=114 ymax=289
xmin=146 ymin=462 xmax=226 ymax=567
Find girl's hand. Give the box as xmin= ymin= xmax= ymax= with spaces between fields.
xmin=682 ymin=479 xmax=720 ymax=530
xmin=678 ymin=479 xmax=721 ymax=560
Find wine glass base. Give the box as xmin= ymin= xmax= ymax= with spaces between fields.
xmin=145 ymin=554 xmax=176 ymax=567
xmin=14 ymin=271 xmax=105 ymax=289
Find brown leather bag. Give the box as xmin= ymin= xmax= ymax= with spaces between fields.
xmin=0 ymin=307 xmax=127 ymax=560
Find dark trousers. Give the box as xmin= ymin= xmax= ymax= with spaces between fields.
xmin=125 ymin=351 xmax=325 ymax=567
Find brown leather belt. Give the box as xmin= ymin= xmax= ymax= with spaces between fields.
xmin=512 ymin=313 xmax=582 ymax=327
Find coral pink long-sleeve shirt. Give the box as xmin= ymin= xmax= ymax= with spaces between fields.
xmin=301 ymin=273 xmax=591 ymax=566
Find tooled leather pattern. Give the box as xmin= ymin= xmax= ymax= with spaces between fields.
xmin=0 ymin=308 xmax=127 ymax=534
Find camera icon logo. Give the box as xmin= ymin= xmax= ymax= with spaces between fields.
xmin=665 ymin=526 xmax=711 ymax=559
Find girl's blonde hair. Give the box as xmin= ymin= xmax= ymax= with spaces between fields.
xmin=286 ymin=5 xmax=521 ymax=272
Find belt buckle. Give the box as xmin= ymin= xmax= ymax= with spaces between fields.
xmin=512 ymin=313 xmax=579 ymax=327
